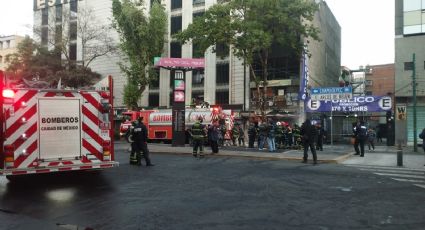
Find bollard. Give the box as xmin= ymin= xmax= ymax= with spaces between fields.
xmin=397 ymin=143 xmax=403 ymax=167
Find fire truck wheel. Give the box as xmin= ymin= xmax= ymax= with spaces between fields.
xmin=5 ymin=175 xmax=22 ymax=182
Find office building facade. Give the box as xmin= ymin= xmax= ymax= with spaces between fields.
xmin=395 ymin=0 xmax=425 ymax=145
xmin=33 ymin=0 xmax=340 ymax=123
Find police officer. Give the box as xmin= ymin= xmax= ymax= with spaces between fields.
xmin=130 ymin=117 xmax=154 ymax=166
xmin=353 ymin=120 xmax=368 ymax=157
xmin=191 ymin=117 xmax=206 ymax=157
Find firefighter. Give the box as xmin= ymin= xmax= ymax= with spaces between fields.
xmin=293 ymin=124 xmax=302 ymax=149
xmin=232 ymin=124 xmax=240 ymax=146
xmin=128 ymin=120 xmax=138 ymax=165
xmin=191 ymin=117 xmax=206 ymax=157
xmin=130 ymin=117 xmax=154 ymax=166
xmin=275 ymin=122 xmax=284 ymax=149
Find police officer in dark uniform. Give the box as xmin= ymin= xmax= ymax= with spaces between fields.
xmin=130 ymin=117 xmax=154 ymax=166
xmin=191 ymin=117 xmax=206 ymax=157
xmin=354 ymin=120 xmax=368 ymax=157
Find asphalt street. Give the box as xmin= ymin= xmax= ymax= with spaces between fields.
xmin=0 ymin=142 xmax=424 ymax=230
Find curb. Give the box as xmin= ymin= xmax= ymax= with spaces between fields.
xmin=151 ymin=150 xmax=352 ymax=164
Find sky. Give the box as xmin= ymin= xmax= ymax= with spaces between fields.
xmin=0 ymin=0 xmax=395 ymax=70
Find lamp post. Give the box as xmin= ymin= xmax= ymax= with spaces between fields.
xmin=412 ymin=53 xmax=417 ymax=152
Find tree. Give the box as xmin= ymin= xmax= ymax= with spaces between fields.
xmin=112 ymin=0 xmax=167 ymax=109
xmin=175 ymin=0 xmax=320 ymax=118
xmin=33 ymin=6 xmax=117 ymax=70
xmin=5 ymin=36 xmax=101 ymax=88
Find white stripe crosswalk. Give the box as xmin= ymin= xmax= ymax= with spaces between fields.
xmin=345 ymin=164 xmax=425 ymax=189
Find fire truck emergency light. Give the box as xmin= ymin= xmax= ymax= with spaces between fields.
xmin=2 ymin=89 xmax=15 ymax=98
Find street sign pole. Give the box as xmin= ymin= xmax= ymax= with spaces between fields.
xmin=172 ymin=70 xmax=186 ymax=147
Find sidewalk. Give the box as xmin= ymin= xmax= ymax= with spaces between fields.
xmin=145 ymin=142 xmax=354 ymax=163
xmin=116 ymin=141 xmax=425 ymax=168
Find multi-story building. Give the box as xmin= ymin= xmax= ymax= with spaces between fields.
xmin=0 ymin=35 xmax=25 ymax=71
xmin=395 ymin=0 xmax=425 ymax=145
xmin=33 ymin=0 xmax=340 ymax=124
xmin=364 ymin=64 xmax=395 ymax=134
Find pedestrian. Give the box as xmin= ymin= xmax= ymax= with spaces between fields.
xmin=316 ymin=123 xmax=325 ymax=151
xmin=419 ymin=128 xmax=425 ymax=166
xmin=130 ymin=116 xmax=154 ymax=166
xmin=353 ymin=120 xmax=368 ymax=157
xmin=190 ymin=117 xmax=206 ymax=157
xmin=238 ymin=124 xmax=245 ymax=147
xmin=267 ymin=120 xmax=277 ymax=152
xmin=247 ymin=122 xmax=257 ymax=148
xmin=300 ymin=119 xmax=318 ymax=164
xmin=258 ymin=121 xmax=269 ymax=150
xmin=367 ymin=128 xmax=376 ymax=151
xmin=208 ymin=120 xmax=220 ymax=154
xmin=376 ymin=126 xmax=383 ymax=143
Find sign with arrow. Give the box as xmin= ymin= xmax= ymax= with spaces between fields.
xmin=310 ymin=86 xmax=352 ymax=101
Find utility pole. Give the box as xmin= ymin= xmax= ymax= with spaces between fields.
xmin=412 ymin=53 xmax=417 ymax=152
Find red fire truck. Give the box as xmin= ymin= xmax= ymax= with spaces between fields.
xmin=119 ymin=107 xmax=234 ymax=142
xmin=0 ymin=73 xmax=119 ymax=179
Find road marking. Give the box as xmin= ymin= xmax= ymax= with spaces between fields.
xmin=374 ymin=173 xmax=424 ymax=179
xmin=345 ymin=164 xmax=425 ymax=172
xmin=391 ymin=178 xmax=425 ymax=183
xmin=346 ymin=164 xmax=425 ymax=190
xmin=358 ymin=168 xmax=425 ymax=175
xmin=414 ymin=184 xmax=425 ymax=189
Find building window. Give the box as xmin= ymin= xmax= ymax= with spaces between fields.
xmin=0 ymin=55 xmax=3 ymax=63
xmin=216 ymin=43 xmax=229 ymax=58
xmin=404 ymin=61 xmax=414 ymax=70
xmin=170 ymin=70 xmax=175 ymax=87
xmin=170 ymin=42 xmax=182 ymax=58
xmin=403 ymin=0 xmax=425 ymax=34
xmin=192 ymin=69 xmax=204 ymax=86
xmin=192 ymin=41 xmax=204 ymax=58
xmin=0 ymin=41 xmax=2 ymax=49
xmin=216 ymin=91 xmax=229 ymax=105
xmin=70 ymin=22 xmax=77 ymax=41
xmin=365 ymin=80 xmax=373 ymax=86
xmin=41 ymin=27 xmax=48 ymax=45
xmin=69 ymin=43 xmax=77 ymax=61
xmin=149 ymin=94 xmax=159 ymax=107
xmin=56 ymin=5 xmax=62 ymax=22
xmin=404 ymin=0 xmax=422 ymax=11
xmin=150 ymin=69 xmax=160 ymax=89
xmin=170 ymin=16 xmax=182 ymax=35
xmin=216 ymin=63 xmax=229 ymax=84
xmin=193 ymin=0 xmax=205 ymax=5
xmin=193 ymin=11 xmax=205 ymax=19
xmin=171 ymin=0 xmax=182 ymax=10
xmin=169 ymin=92 xmax=174 ymax=106
xmin=70 ymin=0 xmax=78 ymax=14
xmin=6 ymin=40 xmax=10 ymax=49
xmin=42 ymin=8 xmax=48 ymax=25
xmin=150 ymin=0 xmax=160 ymax=7
xmin=365 ymin=91 xmax=373 ymax=96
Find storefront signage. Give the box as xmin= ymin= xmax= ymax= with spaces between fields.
xmin=305 ymin=96 xmax=392 ymax=112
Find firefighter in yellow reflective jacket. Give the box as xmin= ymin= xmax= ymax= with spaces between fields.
xmin=128 ymin=120 xmax=139 ymax=165
xmin=190 ymin=117 xmax=206 ymax=157
xmin=231 ymin=124 xmax=240 ymax=146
